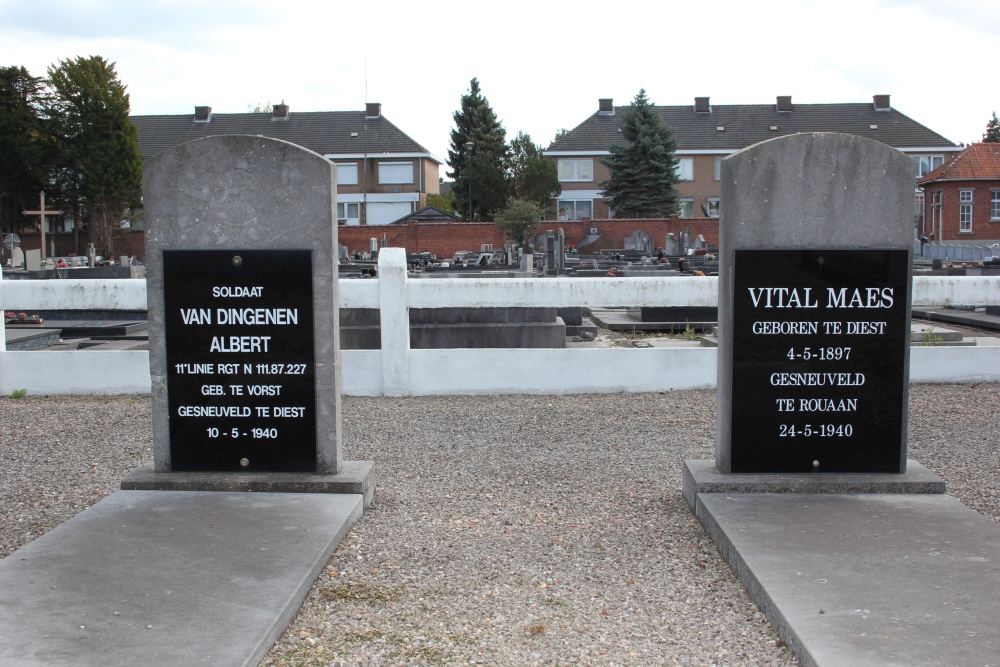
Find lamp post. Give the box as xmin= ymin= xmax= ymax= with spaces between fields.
xmin=464 ymin=141 xmax=475 ymax=221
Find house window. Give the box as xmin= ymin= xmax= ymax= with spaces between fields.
xmin=706 ymin=197 xmax=720 ymax=218
xmin=676 ymin=158 xmax=693 ymax=181
xmin=714 ymin=157 xmax=723 ymax=181
xmin=914 ymin=155 xmax=944 ymax=177
xmin=557 ymin=159 xmax=594 ymax=182
xmin=335 ymin=162 xmax=359 ymax=185
xmin=959 ymin=189 xmax=973 ymax=233
xmin=991 ymin=191 xmax=1000 ymax=220
xmin=378 ymin=161 xmax=413 ymax=184
xmin=337 ymin=202 xmax=360 ymax=226
xmin=678 ymin=198 xmax=694 ymax=218
xmin=557 ymin=200 xmax=592 ymax=221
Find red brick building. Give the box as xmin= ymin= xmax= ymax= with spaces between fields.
xmin=917 ymin=143 xmax=1000 ymax=243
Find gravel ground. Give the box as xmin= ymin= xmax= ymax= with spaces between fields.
xmin=1 ymin=385 xmax=997 ymax=666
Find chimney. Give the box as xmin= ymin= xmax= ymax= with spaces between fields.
xmin=776 ymin=96 xmax=793 ymax=112
xmin=598 ymin=98 xmax=614 ymax=115
xmin=873 ymin=94 xmax=891 ymax=111
xmin=694 ymin=96 xmax=711 ymax=113
xmin=365 ymin=102 xmax=382 ymax=118
xmin=271 ymin=102 xmax=290 ymax=120
xmin=194 ymin=106 xmax=212 ymax=122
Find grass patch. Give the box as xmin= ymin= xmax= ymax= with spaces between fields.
xmin=343 ymin=628 xmax=383 ymax=643
xmin=321 ymin=582 xmax=402 ymax=603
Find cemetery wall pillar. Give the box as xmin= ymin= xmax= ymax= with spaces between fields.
xmin=378 ymin=248 xmax=410 ymax=396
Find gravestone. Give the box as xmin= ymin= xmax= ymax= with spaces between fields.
xmin=127 ymin=135 xmax=371 ymax=500
xmin=25 ymin=249 xmax=41 ymax=272
xmin=12 ymin=247 xmax=24 ymax=268
xmin=716 ymin=133 xmax=915 ymax=474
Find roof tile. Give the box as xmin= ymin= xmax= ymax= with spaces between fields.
xmin=917 ymin=142 xmax=1000 ymax=183
xmin=131 ymin=109 xmax=437 ymax=161
xmin=547 ymin=102 xmax=959 ymax=153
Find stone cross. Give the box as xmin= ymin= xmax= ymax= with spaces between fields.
xmin=22 ymin=191 xmax=64 ymax=260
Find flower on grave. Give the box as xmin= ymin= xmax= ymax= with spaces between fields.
xmin=4 ymin=311 xmax=14 ymax=319
xmin=17 ymin=312 xmax=27 ymax=320
xmin=974 ymin=261 xmax=985 ymax=267
xmin=704 ymin=253 xmax=717 ymax=261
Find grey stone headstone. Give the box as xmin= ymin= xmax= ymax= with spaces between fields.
xmin=716 ymin=133 xmax=915 ymax=473
xmin=12 ymin=247 xmax=24 ymax=268
xmin=25 ymin=249 xmax=40 ymax=272
xmin=143 ymin=135 xmax=342 ymax=473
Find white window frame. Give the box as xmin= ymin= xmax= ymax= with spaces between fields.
xmin=914 ymin=155 xmax=944 ymax=178
xmin=706 ymin=197 xmax=720 ymax=218
xmin=714 ymin=157 xmax=723 ymax=181
xmin=378 ymin=161 xmax=414 ymax=185
xmin=337 ymin=202 xmax=361 ymax=226
xmin=676 ymin=158 xmax=693 ymax=181
xmin=678 ymin=198 xmax=694 ymax=218
xmin=335 ymin=162 xmax=359 ymax=186
xmin=557 ymin=159 xmax=594 ymax=182
xmin=991 ymin=190 xmax=1000 ymax=221
xmin=556 ymin=200 xmax=593 ymax=221
xmin=959 ymin=189 xmax=973 ymax=233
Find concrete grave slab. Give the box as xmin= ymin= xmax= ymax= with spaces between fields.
xmin=0 ymin=490 xmax=362 ymax=667
xmin=694 ymin=492 xmax=1000 ymax=667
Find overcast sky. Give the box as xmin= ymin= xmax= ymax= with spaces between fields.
xmin=2 ymin=0 xmax=997 ymax=167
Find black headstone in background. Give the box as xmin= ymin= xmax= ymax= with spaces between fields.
xmin=163 ymin=249 xmax=316 ymax=472
xmin=730 ymin=249 xmax=909 ymax=473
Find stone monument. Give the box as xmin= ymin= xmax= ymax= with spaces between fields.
xmin=716 ymin=132 xmax=915 ymax=475
xmin=123 ymin=135 xmax=372 ymax=502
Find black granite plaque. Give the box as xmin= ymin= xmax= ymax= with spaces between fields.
xmin=730 ymin=249 xmax=909 ymax=473
xmin=163 ymin=250 xmax=316 ymax=471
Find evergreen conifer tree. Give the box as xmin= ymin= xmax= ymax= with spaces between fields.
xmin=599 ymin=90 xmax=680 ymax=218
xmin=47 ymin=56 xmax=142 ymax=258
xmin=447 ymin=78 xmax=510 ymax=221
xmin=509 ymin=131 xmax=560 ymax=210
xmin=0 ymin=66 xmax=52 ymax=236
xmin=983 ymin=111 xmax=1000 ymax=143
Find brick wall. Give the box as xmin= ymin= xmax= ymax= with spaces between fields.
xmin=337 ymin=218 xmax=718 ymax=258
xmin=11 ymin=219 xmax=719 ymax=263
xmin=924 ymin=181 xmax=1000 ymax=242
xmin=12 ymin=231 xmax=146 ymax=259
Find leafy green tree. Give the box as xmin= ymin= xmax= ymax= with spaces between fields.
xmin=599 ymin=89 xmax=680 ymax=218
xmin=495 ymin=198 xmax=546 ymax=252
xmin=0 ymin=66 xmax=52 ymax=235
xmin=447 ymin=78 xmax=510 ymax=221
xmin=47 ymin=56 xmax=142 ymax=257
xmin=983 ymin=112 xmax=1000 ymax=143
xmin=508 ymin=131 xmax=560 ymax=210
xmin=425 ymin=192 xmax=454 ymax=213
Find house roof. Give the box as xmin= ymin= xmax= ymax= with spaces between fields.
xmin=131 ymin=106 xmax=440 ymax=162
xmin=546 ymin=98 xmax=959 ymax=154
xmin=389 ymin=205 xmax=461 ymax=225
xmin=917 ymin=142 xmax=1000 ymax=184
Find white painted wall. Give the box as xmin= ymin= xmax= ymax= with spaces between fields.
xmin=2 ymin=258 xmax=1000 ymax=396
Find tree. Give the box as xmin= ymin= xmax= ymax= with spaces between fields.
xmin=983 ymin=112 xmax=1000 ymax=143
xmin=0 ymin=66 xmax=52 ymax=236
xmin=599 ymin=89 xmax=681 ymax=218
xmin=495 ymin=198 xmax=546 ymax=253
xmin=447 ymin=78 xmax=510 ymax=221
xmin=47 ymin=56 xmax=142 ymax=257
xmin=508 ymin=131 xmax=560 ymax=210
xmin=426 ymin=192 xmax=454 ymax=213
